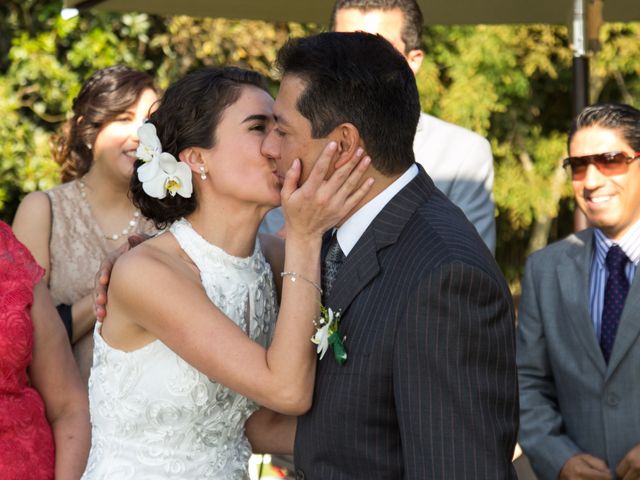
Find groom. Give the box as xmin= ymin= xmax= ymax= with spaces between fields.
xmin=260 ymin=32 xmax=518 ymax=479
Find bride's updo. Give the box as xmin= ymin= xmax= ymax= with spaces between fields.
xmin=131 ymin=67 xmax=268 ymax=229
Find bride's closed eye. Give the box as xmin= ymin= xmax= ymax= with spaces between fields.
xmin=249 ymin=123 xmax=267 ymax=133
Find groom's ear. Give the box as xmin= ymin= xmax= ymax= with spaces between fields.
xmin=332 ymin=123 xmax=362 ymax=170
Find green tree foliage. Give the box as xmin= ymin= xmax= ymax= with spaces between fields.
xmin=419 ymin=23 xmax=639 ymax=286
xmin=1 ymin=0 xmax=638 ymax=286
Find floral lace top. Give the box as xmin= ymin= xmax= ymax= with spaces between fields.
xmin=0 ymin=221 xmax=54 ymax=479
xmin=82 ymin=218 xmax=277 ymax=479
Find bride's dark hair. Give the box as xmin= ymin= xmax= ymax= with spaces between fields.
xmin=131 ymin=67 xmax=269 ymax=229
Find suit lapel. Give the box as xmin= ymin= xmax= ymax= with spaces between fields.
xmin=327 ymin=166 xmax=436 ymax=315
xmin=556 ymin=230 xmax=607 ymax=375
xmin=328 ymin=231 xmax=379 ymax=314
xmin=606 ymin=272 xmax=640 ymax=375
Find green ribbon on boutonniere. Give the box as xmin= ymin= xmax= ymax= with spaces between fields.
xmin=328 ymin=331 xmax=347 ymax=365
xmin=311 ymin=305 xmax=348 ymax=365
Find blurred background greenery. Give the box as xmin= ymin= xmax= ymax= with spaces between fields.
xmin=1 ymin=0 xmax=638 ymax=288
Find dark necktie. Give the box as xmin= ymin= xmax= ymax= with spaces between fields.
xmin=600 ymin=244 xmax=630 ymax=363
xmin=322 ymin=233 xmax=345 ymax=299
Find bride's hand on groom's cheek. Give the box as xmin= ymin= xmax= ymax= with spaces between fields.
xmin=281 ymin=141 xmax=374 ymax=238
xmin=93 ymin=233 xmax=149 ymax=321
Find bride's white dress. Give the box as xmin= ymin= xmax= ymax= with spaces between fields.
xmin=82 ymin=218 xmax=277 ymax=479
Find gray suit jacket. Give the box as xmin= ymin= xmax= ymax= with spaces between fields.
xmin=414 ymin=113 xmax=495 ymax=253
xmin=517 ymin=229 xmax=640 ymax=479
xmin=294 ymin=166 xmax=517 ymax=479
xmin=261 ymin=113 xmax=496 ymax=253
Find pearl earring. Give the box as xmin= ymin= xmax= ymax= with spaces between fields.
xmin=200 ymin=166 xmax=207 ymax=181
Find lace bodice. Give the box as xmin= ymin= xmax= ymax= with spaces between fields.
xmin=82 ymin=218 xmax=277 ymax=479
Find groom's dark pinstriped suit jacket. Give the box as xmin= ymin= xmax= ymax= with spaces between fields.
xmin=294 ymin=165 xmax=519 ymax=479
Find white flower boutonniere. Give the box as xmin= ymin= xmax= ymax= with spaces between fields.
xmin=311 ymin=305 xmax=347 ymax=365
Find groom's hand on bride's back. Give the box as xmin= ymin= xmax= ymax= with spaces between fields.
xmin=94 ymin=233 xmax=149 ymax=321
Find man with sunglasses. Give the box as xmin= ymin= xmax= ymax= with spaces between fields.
xmin=517 ymin=103 xmax=640 ymax=480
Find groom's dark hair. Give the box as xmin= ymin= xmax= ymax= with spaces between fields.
xmin=276 ymin=32 xmax=419 ymax=175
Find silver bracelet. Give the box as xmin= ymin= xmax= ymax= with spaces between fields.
xmin=281 ymin=271 xmax=323 ymax=295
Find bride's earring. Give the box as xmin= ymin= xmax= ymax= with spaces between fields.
xmin=200 ymin=166 xmax=207 ymax=181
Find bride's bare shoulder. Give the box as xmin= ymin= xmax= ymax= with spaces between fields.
xmin=112 ymin=231 xmax=197 ymax=291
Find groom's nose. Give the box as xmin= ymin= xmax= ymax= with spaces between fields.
xmin=261 ymin=126 xmax=281 ymax=162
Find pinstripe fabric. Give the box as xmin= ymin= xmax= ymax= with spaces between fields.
xmin=294 ymin=167 xmax=518 ymax=479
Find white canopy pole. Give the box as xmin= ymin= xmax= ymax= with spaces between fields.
xmin=572 ymin=0 xmax=589 ymax=115
xmin=572 ymin=0 xmax=591 ymax=231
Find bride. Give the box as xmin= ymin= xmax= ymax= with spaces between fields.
xmin=81 ymin=67 xmax=371 ymax=479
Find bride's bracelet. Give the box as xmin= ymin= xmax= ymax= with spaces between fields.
xmin=281 ymin=271 xmax=323 ymax=296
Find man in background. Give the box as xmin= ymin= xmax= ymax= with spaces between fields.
xmin=262 ymin=0 xmax=497 ymax=254
xmin=517 ymin=103 xmax=640 ymax=480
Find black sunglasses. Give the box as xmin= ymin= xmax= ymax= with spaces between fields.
xmin=562 ymin=151 xmax=640 ymax=180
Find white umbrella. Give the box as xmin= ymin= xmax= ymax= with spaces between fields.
xmin=63 ymin=0 xmax=639 ymax=25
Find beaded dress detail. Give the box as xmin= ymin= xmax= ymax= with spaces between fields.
xmin=82 ymin=218 xmax=277 ymax=479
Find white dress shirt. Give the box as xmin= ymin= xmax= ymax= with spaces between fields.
xmin=336 ymin=164 xmax=418 ymax=256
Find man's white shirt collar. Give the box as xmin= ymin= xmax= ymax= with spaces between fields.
xmin=336 ymin=164 xmax=418 ymax=256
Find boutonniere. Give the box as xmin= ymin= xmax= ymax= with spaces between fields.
xmin=311 ymin=305 xmax=347 ymax=365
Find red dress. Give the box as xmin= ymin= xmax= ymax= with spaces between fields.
xmin=0 ymin=221 xmax=55 ymax=479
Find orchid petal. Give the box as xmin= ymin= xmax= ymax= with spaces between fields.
xmin=136 ymin=144 xmax=157 ymax=163
xmin=136 ymin=123 xmax=162 ymax=163
xmin=137 ymin=123 xmax=161 ymax=149
xmin=142 ymin=171 xmax=168 ymax=199
xmin=312 ymin=323 xmax=330 ymax=360
xmin=318 ymin=338 xmax=329 ymax=360
xmin=159 ymin=152 xmax=179 ymax=174
xmin=174 ymin=161 xmax=193 ymax=198
xmin=137 ymin=158 xmax=160 ymax=182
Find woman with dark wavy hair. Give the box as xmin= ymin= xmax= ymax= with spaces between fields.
xmin=12 ymin=65 xmax=158 ymax=383
xmin=81 ymin=66 xmax=371 ymax=479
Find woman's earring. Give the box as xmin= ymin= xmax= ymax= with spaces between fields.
xmin=86 ymin=143 xmax=92 ymax=151
xmin=200 ymin=166 xmax=207 ymax=181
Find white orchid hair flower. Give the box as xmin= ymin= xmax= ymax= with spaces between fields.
xmin=134 ymin=122 xmax=193 ymax=200
xmin=136 ymin=123 xmax=162 ymax=163
xmin=139 ymin=153 xmax=193 ymax=200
